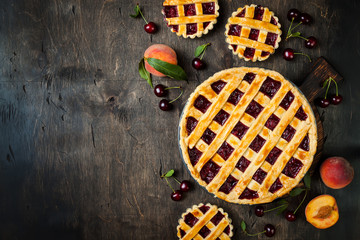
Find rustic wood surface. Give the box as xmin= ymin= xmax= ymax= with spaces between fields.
xmin=1 ymin=0 xmax=359 ymax=239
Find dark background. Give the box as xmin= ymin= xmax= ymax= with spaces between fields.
xmin=0 ymin=0 xmax=359 ymax=239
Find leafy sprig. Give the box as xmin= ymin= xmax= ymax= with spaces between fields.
xmin=194 ymin=43 xmax=211 ymax=59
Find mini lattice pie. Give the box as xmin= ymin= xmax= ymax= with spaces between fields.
xmin=162 ymin=0 xmax=219 ymax=38
xmin=177 ymin=203 xmax=233 ymax=240
xmin=179 ymin=67 xmax=317 ymax=204
xmin=225 ymin=5 xmax=281 ymax=62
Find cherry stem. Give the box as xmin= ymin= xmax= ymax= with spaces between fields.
xmin=294 ymin=189 xmax=308 ymax=214
xmin=290 ymin=22 xmax=302 ymax=32
xmin=324 ymin=78 xmax=332 ymax=99
xmin=165 ymin=177 xmax=175 ymax=193
xmin=294 ymin=35 xmax=308 ymax=41
xmin=264 ymin=203 xmax=289 ymax=213
xmin=169 ymin=87 xmax=183 ymax=104
xmin=137 ymin=4 xmax=148 ymax=24
xmin=244 ymin=230 xmax=266 ymax=237
xmin=165 ymin=86 xmax=181 ymax=91
xmin=173 ymin=177 xmax=181 ymax=184
xmin=330 ymin=77 xmax=339 ymax=96
xmin=294 ymin=52 xmax=312 ymax=62
xmin=286 ymin=18 xmax=294 ymax=40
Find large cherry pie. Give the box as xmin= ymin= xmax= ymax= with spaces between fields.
xmin=225 ymin=5 xmax=282 ymax=62
xmin=177 ymin=203 xmax=233 ymax=239
xmin=179 ymin=67 xmax=317 ymax=204
xmin=162 ymin=0 xmax=219 ymax=38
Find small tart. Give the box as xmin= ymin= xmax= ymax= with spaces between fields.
xmin=177 ymin=203 xmax=233 ymax=240
xmin=225 ymin=4 xmax=282 ymax=62
xmin=162 ymin=0 xmax=219 ymax=39
xmin=179 ymin=67 xmax=317 ymax=204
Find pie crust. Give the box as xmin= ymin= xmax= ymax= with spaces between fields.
xmin=225 ymin=5 xmax=282 ymax=61
xmin=162 ymin=0 xmax=219 ymax=38
xmin=177 ymin=203 xmax=233 ymax=239
xmin=179 ymin=67 xmax=317 ymax=204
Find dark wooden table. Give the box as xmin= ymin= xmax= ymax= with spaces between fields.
xmin=1 ymin=0 xmax=359 ymax=239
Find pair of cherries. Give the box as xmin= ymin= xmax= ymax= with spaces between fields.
xmin=154 ymin=84 xmax=183 ymax=111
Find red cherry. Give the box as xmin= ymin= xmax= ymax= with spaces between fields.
xmin=180 ymin=180 xmax=191 ymax=192
xmin=287 ymin=9 xmax=301 ymax=22
xmin=285 ymin=211 xmax=297 ymax=222
xmin=154 ymin=84 xmax=167 ymax=97
xmin=264 ymin=224 xmax=276 ymax=237
xmin=305 ymin=36 xmax=317 ymax=49
xmin=317 ymin=98 xmax=331 ymax=108
xmin=144 ymin=22 xmax=157 ymax=34
xmin=283 ymin=48 xmax=295 ymax=61
xmin=159 ymin=99 xmax=173 ymax=111
xmin=330 ymin=95 xmax=343 ymax=105
xmin=255 ymin=206 xmax=264 ymax=217
xmin=171 ymin=190 xmax=182 ymax=201
xmin=192 ymin=58 xmax=205 ymax=70
xmin=300 ymin=13 xmax=312 ymax=25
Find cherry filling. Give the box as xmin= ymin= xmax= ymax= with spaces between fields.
xmin=252 ymin=168 xmax=267 ymax=184
xmin=269 ymin=178 xmax=283 ymax=193
xmin=265 ymin=114 xmax=280 ymax=131
xmin=227 ymin=89 xmax=244 ymax=105
xmin=186 ymin=23 xmax=197 ymax=35
xmin=261 ymin=51 xmax=270 ymax=57
xmin=228 ymin=24 xmax=241 ymax=36
xmin=200 ymin=160 xmax=221 ymax=184
xmin=245 ymin=100 xmax=264 ymax=119
xmin=184 ymin=213 xmax=198 ymax=227
xmin=280 ymin=91 xmax=295 ymax=110
xmin=237 ymin=8 xmax=246 ymax=17
xmin=244 ymin=47 xmax=255 ymax=59
xmin=186 ymin=116 xmax=198 ymax=135
xmin=203 ymin=22 xmax=210 ymax=29
xmin=249 ymin=29 xmax=260 ymax=41
xmin=254 ymin=6 xmax=264 ymax=20
xmin=199 ymin=205 xmax=210 ymax=214
xmin=199 ymin=226 xmax=211 ymax=238
xmin=201 ymin=128 xmax=216 ymax=145
xmin=270 ymin=16 xmax=278 ymax=25
xmin=202 ymin=2 xmax=215 ymax=14
xmin=249 ymin=135 xmax=266 ymax=153
xmin=211 ymin=211 xmax=225 ymax=226
xmin=260 ymin=77 xmax=281 ymax=99
xmin=224 ymin=226 xmax=231 ymax=235
xmin=184 ymin=4 xmax=196 ymax=16
xmin=217 ymin=142 xmax=234 ymax=160
xmin=194 ymin=95 xmax=211 ymax=113
xmin=214 ymin=109 xmax=230 ymax=126
xmin=265 ymin=33 xmax=278 ymax=47
xmin=281 ymin=125 xmax=296 ymax=142
xmin=282 ymin=157 xmax=303 ymax=178
xmin=239 ymin=187 xmax=259 ymax=199
xmin=243 ymin=72 xmax=256 ymax=84
xmin=188 ymin=147 xmax=202 ymax=166
xmin=231 ymin=45 xmax=238 ymax=52
xmin=231 ymin=121 xmax=249 ymax=140
xmin=180 ymin=229 xmax=186 ymax=238
xmin=265 ymin=147 xmax=282 ymax=165
xmin=170 ymin=25 xmax=178 ymax=32
xmin=295 ymin=107 xmax=308 ymax=121
xmin=219 ymin=175 xmax=239 ymax=194
xmin=163 ymin=6 xmax=178 ymax=18
xmin=299 ymin=134 xmax=310 ymax=151
xmin=235 ymin=156 xmax=250 ymax=172
xmin=211 ymin=80 xmax=227 ymax=94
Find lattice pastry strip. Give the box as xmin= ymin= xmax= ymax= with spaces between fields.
xmin=179 ymin=67 xmax=317 ymax=204
xmin=225 ymin=4 xmax=281 ymax=62
xmin=177 ymin=203 xmax=233 ymax=240
xmin=162 ymin=0 xmax=219 ymax=38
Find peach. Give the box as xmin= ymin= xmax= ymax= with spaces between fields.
xmin=305 ymin=194 xmax=339 ymax=229
xmin=320 ymin=157 xmax=354 ymax=189
xmin=144 ymin=44 xmax=177 ymax=77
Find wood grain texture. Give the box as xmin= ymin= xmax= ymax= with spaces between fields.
xmin=0 ymin=0 xmax=359 ymax=240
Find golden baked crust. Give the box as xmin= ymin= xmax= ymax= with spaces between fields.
xmin=177 ymin=203 xmax=233 ymax=240
xmin=179 ymin=67 xmax=317 ymax=204
xmin=225 ymin=4 xmax=281 ymax=62
xmin=162 ymin=0 xmax=219 ymax=39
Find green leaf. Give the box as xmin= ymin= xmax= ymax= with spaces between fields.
xmin=240 ymin=221 xmax=246 ymax=232
xmin=277 ymin=199 xmax=289 ymax=206
xmin=291 ymin=32 xmax=301 ymax=37
xmin=139 ymin=58 xmax=153 ymax=88
xmin=277 ymin=204 xmax=289 ymax=215
xmin=304 ymin=173 xmax=311 ymax=189
xmin=146 ymin=58 xmax=187 ymax=81
xmin=194 ymin=43 xmax=211 ymax=58
xmin=164 ymin=169 xmax=174 ymax=178
xmin=289 ymin=187 xmax=306 ymax=197
xmin=130 ymin=4 xmax=140 ymax=18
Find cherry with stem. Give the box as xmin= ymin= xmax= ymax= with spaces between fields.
xmin=130 ymin=4 xmax=157 ymax=34
xmin=159 ymin=87 xmax=183 ymax=111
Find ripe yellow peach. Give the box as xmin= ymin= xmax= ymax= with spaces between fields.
xmin=305 ymin=194 xmax=339 ymax=229
xmin=144 ymin=44 xmax=177 ymax=77
xmin=320 ymin=157 xmax=354 ymax=189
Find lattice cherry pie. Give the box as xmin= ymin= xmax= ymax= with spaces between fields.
xmin=179 ymin=67 xmax=317 ymax=204
xmin=177 ymin=203 xmax=233 ymax=239
xmin=225 ymin=5 xmax=282 ymax=61
xmin=162 ymin=0 xmax=219 ymax=38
